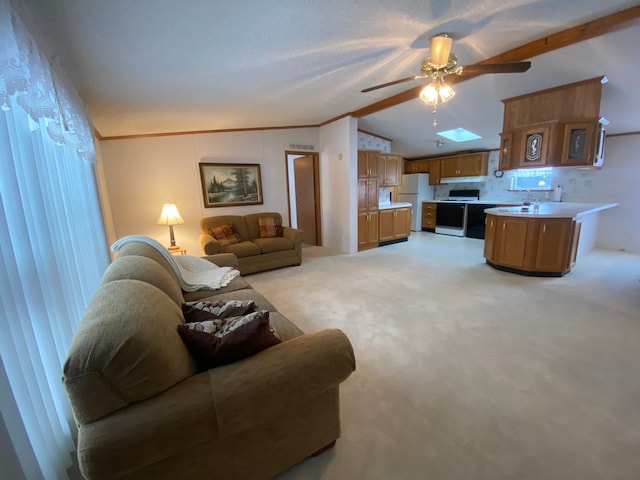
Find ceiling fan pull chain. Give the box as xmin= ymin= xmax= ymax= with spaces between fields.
xmin=432 ymin=106 xmax=438 ymax=127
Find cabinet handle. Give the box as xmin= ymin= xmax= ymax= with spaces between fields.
xmin=543 ymin=224 xmax=546 ymax=235
xmin=502 ymin=223 xmax=505 ymax=231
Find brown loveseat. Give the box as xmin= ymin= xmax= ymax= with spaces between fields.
xmin=62 ymin=240 xmax=355 ymax=479
xmin=198 ymin=212 xmax=303 ymax=275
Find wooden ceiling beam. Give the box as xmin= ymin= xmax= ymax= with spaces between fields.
xmin=351 ymin=5 xmax=640 ymax=118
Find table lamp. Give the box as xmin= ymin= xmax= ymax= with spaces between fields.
xmin=157 ymin=203 xmax=185 ymax=250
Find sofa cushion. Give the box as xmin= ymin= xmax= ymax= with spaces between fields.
xmin=177 ymin=310 xmax=281 ymax=369
xmin=244 ymin=212 xmax=282 ymax=240
xmin=222 ymin=240 xmax=261 ymax=258
xmin=252 ymin=237 xmax=294 ymax=254
xmin=258 ymin=216 xmax=283 ymax=238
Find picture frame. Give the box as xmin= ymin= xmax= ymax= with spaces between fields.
xmin=198 ymin=163 xmax=263 ymax=208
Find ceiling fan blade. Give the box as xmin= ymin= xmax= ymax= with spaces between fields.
xmin=361 ymin=75 xmax=422 ymax=93
xmin=456 ymin=61 xmax=532 ymax=76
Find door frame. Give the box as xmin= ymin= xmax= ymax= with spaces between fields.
xmin=285 ymin=150 xmax=322 ymax=246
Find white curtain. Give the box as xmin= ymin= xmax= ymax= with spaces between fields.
xmin=0 ymin=0 xmax=110 ymax=478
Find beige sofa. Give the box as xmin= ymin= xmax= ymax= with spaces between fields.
xmin=198 ymin=212 xmax=303 ymax=275
xmin=62 ymin=240 xmax=355 ymax=479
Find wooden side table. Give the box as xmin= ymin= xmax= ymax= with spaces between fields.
xmin=169 ymin=247 xmax=187 ymax=256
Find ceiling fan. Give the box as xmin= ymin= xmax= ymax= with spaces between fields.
xmin=361 ymin=34 xmax=531 ymax=125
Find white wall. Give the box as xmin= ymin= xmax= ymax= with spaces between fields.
xmin=319 ymin=116 xmax=358 ymax=253
xmin=99 ymin=128 xmax=319 ymax=255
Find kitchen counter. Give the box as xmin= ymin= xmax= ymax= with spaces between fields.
xmin=485 ymin=202 xmax=618 ymax=218
xmin=378 ymin=202 xmax=412 ymax=210
xmin=428 ymin=199 xmax=521 ymax=204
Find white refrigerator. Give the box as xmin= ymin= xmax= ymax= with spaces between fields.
xmin=397 ymin=173 xmax=434 ymax=231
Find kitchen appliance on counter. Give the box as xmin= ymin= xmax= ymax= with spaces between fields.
xmin=435 ymin=189 xmax=479 ymax=237
xmin=397 ymin=173 xmax=434 ymax=231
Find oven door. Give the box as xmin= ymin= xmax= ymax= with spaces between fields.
xmin=435 ymin=202 xmax=466 ymax=237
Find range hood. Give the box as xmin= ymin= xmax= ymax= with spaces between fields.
xmin=439 ymin=175 xmax=488 ymax=184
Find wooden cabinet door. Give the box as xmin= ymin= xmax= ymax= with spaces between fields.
xmin=535 ymin=219 xmax=571 ymax=271
xmin=394 ymin=207 xmax=411 ymax=238
xmin=495 ymin=217 xmax=529 ymax=268
xmin=378 ymin=155 xmax=401 ymax=186
xmin=515 ymin=125 xmax=552 ymax=168
xmin=459 ymin=154 xmax=485 ymax=176
xmin=559 ymin=122 xmax=596 ymax=166
xmin=358 ymin=212 xmax=379 ymax=251
xmin=379 ymin=209 xmax=395 ymax=242
xmin=483 ymin=214 xmax=497 ymax=260
xmin=358 ymin=151 xmax=379 ymax=178
xmin=357 ymin=178 xmax=368 ymax=213
xmin=428 ymin=160 xmax=441 ymax=185
xmin=440 ymin=157 xmax=460 ymax=177
xmin=366 ymin=177 xmax=378 ymax=210
xmin=498 ymin=133 xmax=513 ymax=170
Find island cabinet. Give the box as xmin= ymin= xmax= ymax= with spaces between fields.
xmin=484 ymin=214 xmax=580 ymax=276
xmin=421 ymin=202 xmax=437 ymax=231
xmin=379 ymin=207 xmax=411 ymax=244
xmin=378 ymin=154 xmax=403 ymax=186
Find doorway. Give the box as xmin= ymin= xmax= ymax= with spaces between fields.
xmin=285 ymin=151 xmax=321 ymax=246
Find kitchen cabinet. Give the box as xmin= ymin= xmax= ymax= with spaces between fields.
xmin=428 ymin=159 xmax=441 ymax=185
xmin=358 ymin=212 xmax=379 ymax=251
xmin=499 ymin=76 xmax=607 ymax=170
xmin=439 ymin=152 xmax=489 ymax=179
xmin=484 ymin=213 xmax=580 ymax=276
xmin=358 ymin=150 xmax=379 ymax=178
xmin=378 ymin=154 xmax=403 ymax=186
xmin=421 ymin=202 xmax=437 ymax=231
xmin=379 ymin=207 xmax=410 ymax=244
xmin=404 ymin=159 xmax=430 ymax=174
xmin=358 ymin=150 xmax=380 ymax=251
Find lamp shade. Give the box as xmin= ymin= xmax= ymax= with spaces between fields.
xmin=157 ymin=204 xmax=185 ymax=226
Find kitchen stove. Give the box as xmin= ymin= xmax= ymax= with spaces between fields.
xmin=435 ymin=190 xmax=480 ymax=236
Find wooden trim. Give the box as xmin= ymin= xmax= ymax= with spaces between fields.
xmin=352 ymin=5 xmax=640 ymax=118
xmin=358 ymin=128 xmax=394 ymax=142
xmin=606 ymin=131 xmax=640 ymax=138
xmin=99 ymin=123 xmax=320 ymax=141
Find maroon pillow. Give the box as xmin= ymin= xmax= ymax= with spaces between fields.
xmin=177 ymin=310 xmax=280 ymax=369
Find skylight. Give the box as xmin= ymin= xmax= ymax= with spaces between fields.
xmin=437 ymin=128 xmax=481 ymax=142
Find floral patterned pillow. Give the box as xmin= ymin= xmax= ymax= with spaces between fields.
xmin=258 ymin=216 xmax=283 ymax=238
xmin=209 ymin=224 xmax=241 ymax=245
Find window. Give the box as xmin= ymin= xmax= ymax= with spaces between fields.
xmin=509 ymin=167 xmax=553 ymax=191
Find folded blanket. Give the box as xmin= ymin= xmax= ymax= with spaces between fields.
xmin=110 ymin=235 xmax=240 ymax=292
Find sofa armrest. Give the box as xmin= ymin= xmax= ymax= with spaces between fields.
xmin=283 ymin=226 xmax=304 ymax=244
xmin=208 ymin=329 xmax=355 ymax=438
xmin=202 ymin=253 xmax=238 ymax=268
xmin=199 ymin=233 xmax=222 ymax=255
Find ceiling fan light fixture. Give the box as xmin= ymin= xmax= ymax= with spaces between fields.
xmin=429 ymin=34 xmax=453 ymax=68
xmin=419 ymin=79 xmax=455 ymax=106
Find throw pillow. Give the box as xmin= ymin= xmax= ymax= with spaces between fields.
xmin=209 ymin=224 xmax=241 ymax=245
xmin=182 ymin=300 xmax=256 ymax=322
xmin=177 ymin=310 xmax=281 ymax=369
xmin=258 ymin=216 xmax=283 ymax=238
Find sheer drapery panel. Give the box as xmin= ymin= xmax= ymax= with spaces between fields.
xmin=0 ymin=0 xmax=110 ymax=478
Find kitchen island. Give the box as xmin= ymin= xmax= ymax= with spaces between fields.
xmin=483 ymin=202 xmax=617 ymax=276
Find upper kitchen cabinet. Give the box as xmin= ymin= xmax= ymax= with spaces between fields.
xmin=499 ymin=76 xmax=607 ymax=170
xmin=404 ymin=158 xmax=430 ymax=174
xmin=358 ymin=150 xmax=379 ymax=178
xmin=440 ymin=152 xmax=489 ymax=177
xmin=378 ymin=153 xmax=403 ymax=186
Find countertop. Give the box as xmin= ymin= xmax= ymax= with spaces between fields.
xmin=425 ymin=199 xmax=522 ymax=205
xmin=485 ymin=202 xmax=618 ymax=218
xmin=378 ymin=202 xmax=412 ymax=210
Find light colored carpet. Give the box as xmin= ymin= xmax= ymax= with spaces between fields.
xmin=246 ymin=232 xmax=640 ymax=480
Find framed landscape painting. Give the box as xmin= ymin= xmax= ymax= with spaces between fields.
xmin=199 ymin=163 xmax=263 ymax=208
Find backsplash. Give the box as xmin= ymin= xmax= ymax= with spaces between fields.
xmin=434 ymin=151 xmax=604 ymax=202
xmin=358 ymin=131 xmax=391 ymax=152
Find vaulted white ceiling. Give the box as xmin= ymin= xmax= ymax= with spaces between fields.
xmin=24 ymin=0 xmax=640 ymax=157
